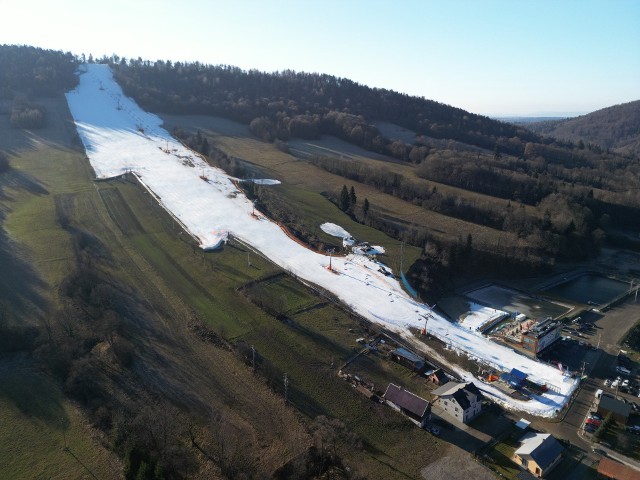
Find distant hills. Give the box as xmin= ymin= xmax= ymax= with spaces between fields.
xmin=524 ymin=100 xmax=640 ymax=157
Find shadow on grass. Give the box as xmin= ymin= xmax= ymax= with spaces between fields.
xmin=0 ymin=171 xmax=50 ymax=320
xmin=0 ymin=229 xmax=49 ymax=321
xmin=0 ymin=356 xmax=69 ymax=428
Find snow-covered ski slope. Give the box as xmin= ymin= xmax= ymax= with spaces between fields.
xmin=66 ymin=65 xmax=577 ymax=417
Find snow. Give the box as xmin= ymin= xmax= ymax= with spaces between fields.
xmin=65 ymin=65 xmax=578 ymax=417
xmin=320 ymin=223 xmax=385 ymax=255
xmin=320 ymin=222 xmax=351 ymax=238
xmin=352 ymin=245 xmax=386 ymax=256
xmin=250 ymin=179 xmax=281 ymax=185
xmin=459 ymin=303 xmax=508 ymax=332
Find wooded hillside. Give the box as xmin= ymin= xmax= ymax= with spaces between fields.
xmin=526 ymin=100 xmax=640 ymax=158
xmin=105 ymin=56 xmax=640 ymax=296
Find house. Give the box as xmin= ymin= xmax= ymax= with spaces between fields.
xmin=431 ymin=381 xmax=483 ymax=424
xmin=597 ymin=457 xmax=640 ymax=480
xmin=389 ymin=347 xmax=426 ymax=372
xmin=383 ymin=383 xmax=431 ymax=428
xmin=425 ymin=367 xmax=449 ymax=385
xmin=597 ymin=394 xmax=632 ymax=424
xmin=512 ymin=432 xmax=564 ymax=478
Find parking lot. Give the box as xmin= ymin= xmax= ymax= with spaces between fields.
xmin=539 ymin=335 xmax=600 ymax=376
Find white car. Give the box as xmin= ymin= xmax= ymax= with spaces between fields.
xmin=611 ymin=379 xmax=620 ymax=388
xmin=604 ymin=379 xmax=612 ymax=387
xmin=622 ymin=379 xmax=630 ymax=388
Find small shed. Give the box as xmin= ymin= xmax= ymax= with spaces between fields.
xmin=425 ymin=368 xmax=449 ymax=385
xmin=390 ymin=347 xmax=426 ymax=372
xmin=501 ymin=368 xmax=528 ymax=389
xmin=511 ymin=368 xmax=528 ymax=384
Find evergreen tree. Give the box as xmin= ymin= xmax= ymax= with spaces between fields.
xmin=363 ymin=198 xmax=370 ymax=216
xmin=349 ymin=185 xmax=357 ymax=205
xmin=339 ymin=185 xmax=350 ymax=211
xmin=200 ymin=137 xmax=210 ymax=155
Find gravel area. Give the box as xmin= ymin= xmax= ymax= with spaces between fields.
xmin=420 ymin=451 xmax=496 ymax=480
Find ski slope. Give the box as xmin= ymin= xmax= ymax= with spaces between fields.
xmin=65 ymin=65 xmax=578 ymax=417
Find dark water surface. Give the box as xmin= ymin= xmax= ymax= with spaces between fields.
xmin=543 ymin=274 xmax=630 ymax=305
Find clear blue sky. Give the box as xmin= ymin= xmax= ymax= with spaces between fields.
xmin=2 ymin=0 xmax=639 ymax=116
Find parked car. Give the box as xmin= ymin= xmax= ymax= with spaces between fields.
xmin=616 ymin=366 xmax=631 ymax=376
xmin=592 ymin=447 xmax=607 ymax=456
xmin=589 ymin=412 xmax=603 ymax=420
xmin=604 ymin=379 xmax=612 ymax=387
xmin=586 ymin=418 xmax=602 ymax=427
xmin=622 ymin=379 xmax=630 ymax=388
xmin=428 ymin=425 xmax=441 ymax=436
xmin=611 ymin=379 xmax=620 ymax=388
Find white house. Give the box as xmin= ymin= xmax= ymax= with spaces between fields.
xmin=431 ymin=381 xmax=483 ymax=424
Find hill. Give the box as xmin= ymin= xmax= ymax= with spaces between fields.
xmin=105 ymin=55 xmax=640 ymax=297
xmin=0 ymin=44 xmax=458 ymax=479
xmin=525 ymin=100 xmax=640 ymax=157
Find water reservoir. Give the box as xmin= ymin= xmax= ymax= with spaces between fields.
xmin=542 ymin=274 xmax=629 ymax=305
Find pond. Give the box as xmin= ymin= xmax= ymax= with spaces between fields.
xmin=466 ymin=284 xmax=570 ymax=320
xmin=542 ymin=274 xmax=630 ymax=305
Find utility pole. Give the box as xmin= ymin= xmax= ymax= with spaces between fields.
xmin=283 ymin=373 xmax=289 ymax=404
xmin=62 ymin=417 xmax=68 ymax=451
xmin=251 ymin=345 xmax=256 ymax=372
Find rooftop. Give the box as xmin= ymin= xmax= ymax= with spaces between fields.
xmin=432 ymin=381 xmax=483 ymax=410
xmin=515 ymin=432 xmax=564 ymax=471
xmin=597 ymin=457 xmax=640 ymax=480
xmin=599 ymin=394 xmax=632 ymax=418
xmin=383 ymin=383 xmax=430 ymax=418
xmin=524 ymin=317 xmax=561 ymax=339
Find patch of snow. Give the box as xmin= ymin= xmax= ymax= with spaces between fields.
xmin=65 ymin=65 xmax=578 ymax=418
xmin=250 ymin=178 xmax=281 ymax=185
xmin=459 ymin=303 xmax=508 ymax=332
xmin=320 ymin=222 xmax=351 ymax=239
xmin=352 ymin=245 xmax=385 ymax=256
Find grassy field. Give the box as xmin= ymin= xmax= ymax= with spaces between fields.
xmin=0 ymin=97 xmax=462 ymax=478
xmin=0 ymin=98 xmax=122 ymax=477
xmin=0 ymin=355 xmax=122 ymax=480
xmin=114 ymin=179 xmax=449 ymax=476
xmin=161 ymin=113 xmax=529 ymax=256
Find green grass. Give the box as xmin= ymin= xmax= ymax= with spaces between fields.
xmin=487 ymin=440 xmax=520 ymax=479
xmin=0 ymin=143 xmax=122 ymax=478
xmin=107 ymin=181 xmax=447 ymax=477
xmin=209 ymin=130 xmax=525 ymax=254
xmin=0 ymin=359 xmax=120 ymax=480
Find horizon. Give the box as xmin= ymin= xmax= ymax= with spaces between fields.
xmin=1 ymin=0 xmax=639 ymax=116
